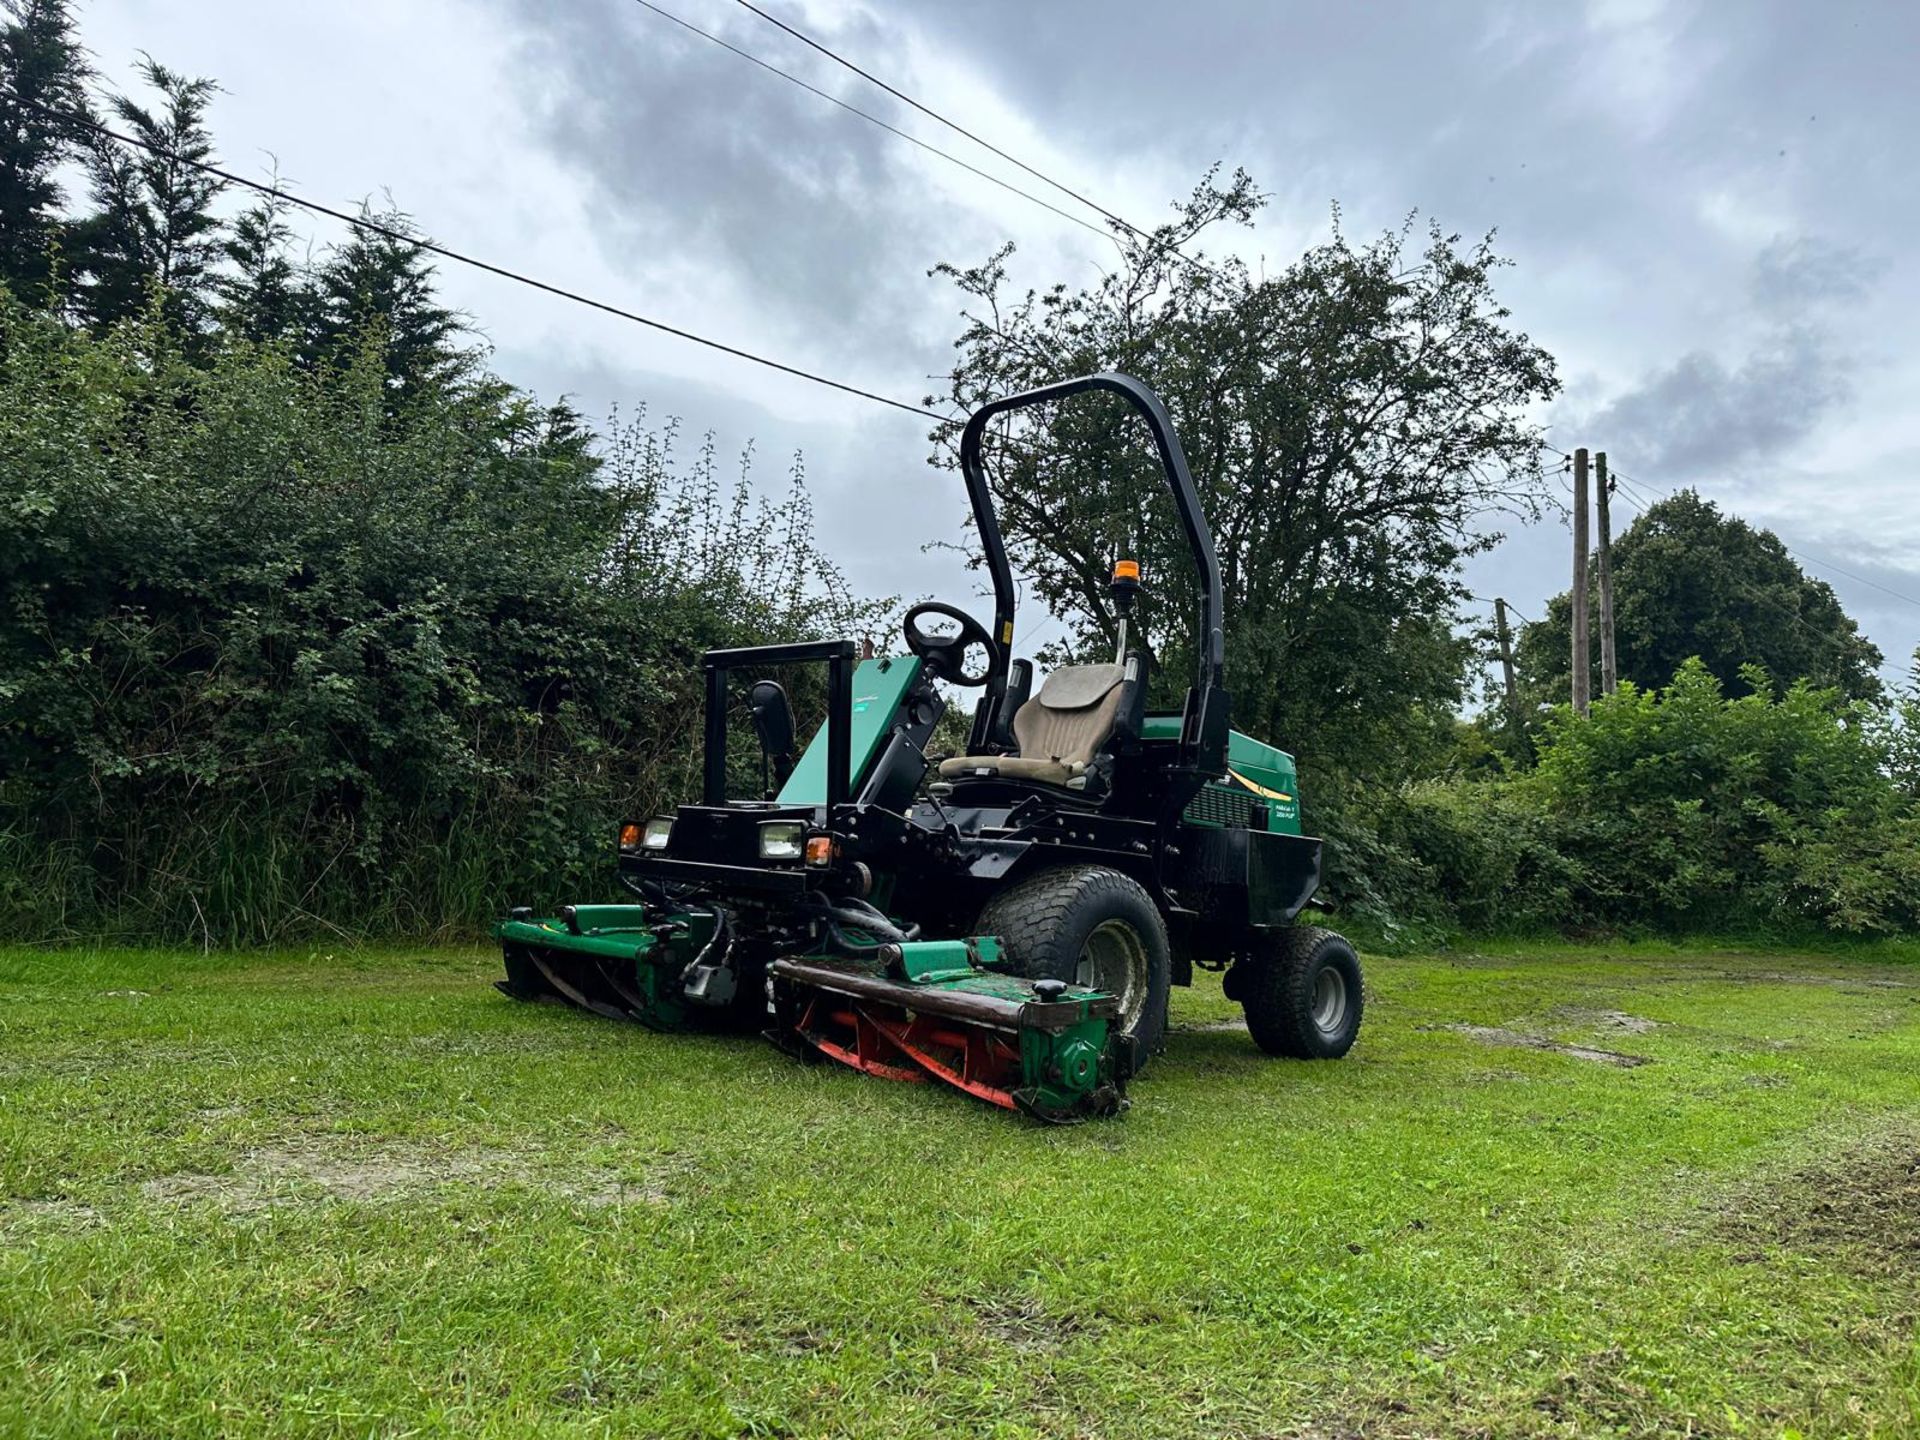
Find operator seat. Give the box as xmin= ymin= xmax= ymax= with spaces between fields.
xmin=937 ymin=663 xmax=1126 ymax=789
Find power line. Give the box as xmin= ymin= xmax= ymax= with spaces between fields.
xmin=729 ymin=0 xmax=1228 ymax=283
xmin=1465 ymin=591 xmax=1532 ymax=627
xmin=628 ymin=0 xmax=1113 ymax=245
xmin=22 ymin=99 xmax=947 ymax=423
xmin=730 ymin=0 xmax=1131 ymax=232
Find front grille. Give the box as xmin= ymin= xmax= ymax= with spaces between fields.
xmin=1184 ymin=783 xmax=1258 ymax=829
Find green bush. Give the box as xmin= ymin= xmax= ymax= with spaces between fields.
xmin=0 ymin=295 xmax=883 ymax=942
xmin=1325 ymin=659 xmax=1920 ymax=939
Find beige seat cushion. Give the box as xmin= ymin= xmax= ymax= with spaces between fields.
xmin=937 ymin=754 xmax=1075 ymax=786
xmin=935 ymin=663 xmax=1125 ymax=788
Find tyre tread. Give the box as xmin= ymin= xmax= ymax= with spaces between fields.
xmin=1241 ymin=925 xmax=1363 ymax=1059
xmin=977 ymin=865 xmax=1171 ymax=1058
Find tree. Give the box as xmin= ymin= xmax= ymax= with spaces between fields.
xmin=66 ymin=56 xmax=225 ymax=335
xmin=214 ymin=189 xmax=309 ymax=344
xmin=0 ymin=0 xmax=90 ymax=301
xmin=1516 ymin=488 xmax=1883 ymax=711
xmin=931 ymin=172 xmax=1560 ymax=776
xmin=306 ymin=204 xmax=473 ymax=413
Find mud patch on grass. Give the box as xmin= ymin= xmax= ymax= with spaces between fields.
xmin=1529 ymin=1344 xmax=1678 ymax=1435
xmin=1553 ymin=1006 xmax=1661 ymax=1035
xmin=968 ymin=1295 xmax=1086 ymax=1354
xmin=1723 ymin=968 xmax=1913 ymax=991
xmin=1718 ymin=1131 xmax=1920 ymax=1275
xmin=0 ymin=1197 xmax=102 ymax=1229
xmin=1460 ymin=1067 xmax=1531 ymax=1084
xmin=1443 ymin=1024 xmax=1651 ymax=1067
xmin=140 ymin=1137 xmax=671 ymax=1214
xmin=1179 ymin=1017 xmax=1249 ymax=1034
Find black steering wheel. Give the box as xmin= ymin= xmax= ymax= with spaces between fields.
xmin=903 ymin=602 xmax=996 ymax=687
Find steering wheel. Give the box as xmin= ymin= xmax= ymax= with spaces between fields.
xmin=903 ymin=602 xmax=996 ymax=687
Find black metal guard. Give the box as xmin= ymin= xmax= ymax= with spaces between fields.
xmin=701 ymin=639 xmax=856 ymax=809
xmin=958 ymin=372 xmax=1227 ymax=777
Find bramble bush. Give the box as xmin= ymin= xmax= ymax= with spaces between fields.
xmin=1324 ymin=659 xmax=1920 ymax=940
xmin=0 ymin=293 xmax=883 ymax=942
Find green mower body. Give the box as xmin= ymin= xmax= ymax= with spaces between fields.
xmin=495 ymin=373 xmax=1361 ymax=1121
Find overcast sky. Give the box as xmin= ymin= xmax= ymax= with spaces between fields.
xmin=79 ymin=0 xmax=1920 ymax=690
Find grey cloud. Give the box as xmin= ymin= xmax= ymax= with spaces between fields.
xmin=1751 ymin=235 xmax=1883 ymax=312
xmin=488 ymin=0 xmax=984 ymax=368
xmin=1586 ymin=325 xmax=1851 ymax=477
xmin=1583 ymin=231 xmax=1884 ymax=477
xmin=469 ymin=0 xmax=1919 ymax=674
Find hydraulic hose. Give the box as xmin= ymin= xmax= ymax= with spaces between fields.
xmin=804 ymin=894 xmax=920 ymax=955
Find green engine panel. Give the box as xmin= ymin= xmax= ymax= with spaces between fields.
xmin=777 ymin=654 xmax=924 ymax=807
xmin=1138 ymin=716 xmax=1301 ymax=834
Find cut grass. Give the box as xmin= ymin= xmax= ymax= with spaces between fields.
xmin=3 ymin=940 xmax=1920 ymax=1437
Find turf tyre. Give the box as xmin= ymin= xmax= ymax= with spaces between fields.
xmin=1241 ymin=926 xmax=1363 ymax=1059
xmin=976 ymin=865 xmax=1171 ymax=1066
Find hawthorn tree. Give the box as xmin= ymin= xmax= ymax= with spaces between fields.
xmin=931 ymin=170 xmax=1559 ymax=776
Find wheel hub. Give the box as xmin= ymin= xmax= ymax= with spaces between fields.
xmin=1077 ymin=919 xmax=1147 ymax=1033
xmin=1311 ymin=964 xmax=1349 ymax=1037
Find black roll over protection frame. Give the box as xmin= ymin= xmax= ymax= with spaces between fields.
xmin=957 ymin=372 xmax=1230 ymax=780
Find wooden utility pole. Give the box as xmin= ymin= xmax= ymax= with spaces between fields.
xmin=1493 ymin=597 xmax=1522 ymax=739
xmin=1571 ymin=447 xmax=1591 ymax=715
xmin=1595 ymin=451 xmax=1617 ymax=697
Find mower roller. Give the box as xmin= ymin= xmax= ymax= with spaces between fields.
xmin=497 ymin=372 xmax=1364 ymax=1121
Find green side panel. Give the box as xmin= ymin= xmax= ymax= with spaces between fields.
xmin=1140 ymin=717 xmax=1301 ymax=834
xmin=1227 ymin=730 xmax=1300 ymax=835
xmin=777 ymin=654 xmax=923 ymax=807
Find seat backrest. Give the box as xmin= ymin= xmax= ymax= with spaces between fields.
xmin=1011 ymin=663 xmax=1126 ymax=767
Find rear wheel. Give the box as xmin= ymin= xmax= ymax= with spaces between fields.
xmin=976 ymin=866 xmax=1171 ymax=1066
xmin=1239 ymin=926 xmax=1363 ymax=1059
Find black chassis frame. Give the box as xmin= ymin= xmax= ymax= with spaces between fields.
xmin=619 ymin=373 xmax=1323 ymax=985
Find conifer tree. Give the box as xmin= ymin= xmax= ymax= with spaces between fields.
xmin=67 ymin=56 xmax=224 ymax=334
xmin=307 ymin=203 xmax=473 ymax=412
xmin=0 ymin=0 xmax=90 ymax=301
xmin=214 ymin=188 xmax=309 ymax=344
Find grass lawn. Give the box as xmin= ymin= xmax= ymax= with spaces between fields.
xmin=3 ymin=940 xmax=1920 ymax=1438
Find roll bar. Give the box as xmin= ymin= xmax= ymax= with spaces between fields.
xmin=958 ymin=372 xmax=1229 ymax=778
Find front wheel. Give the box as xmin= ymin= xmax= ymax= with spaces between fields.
xmin=976 ymin=866 xmax=1171 ymax=1067
xmin=1239 ymin=926 xmax=1363 ymax=1059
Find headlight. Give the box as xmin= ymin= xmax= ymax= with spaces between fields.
xmin=642 ymin=817 xmax=674 ymax=851
xmin=758 ymin=820 xmax=805 ymax=860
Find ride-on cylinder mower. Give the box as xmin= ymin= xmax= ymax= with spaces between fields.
xmin=497 ymin=372 xmax=1364 ymax=1121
